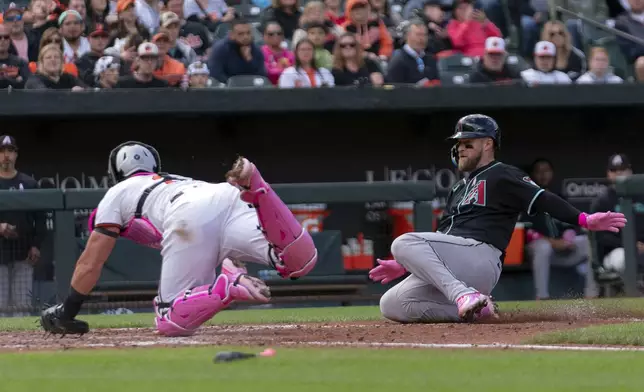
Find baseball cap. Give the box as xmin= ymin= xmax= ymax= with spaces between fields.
xmin=89 ymin=25 xmax=109 ymax=38
xmin=534 ymin=41 xmax=556 ymax=57
xmin=0 ymin=135 xmax=17 ymax=151
xmin=138 ymin=42 xmax=159 ymax=56
xmin=152 ymin=32 xmax=170 ymax=43
xmin=187 ymin=61 xmax=210 ymax=76
xmin=94 ymin=56 xmax=120 ymax=77
xmin=607 ymin=153 xmax=631 ymax=171
xmin=4 ymin=2 xmax=24 ymax=17
xmin=485 ymin=37 xmax=506 ymax=54
xmin=160 ymin=11 xmax=181 ymax=28
xmin=116 ymin=0 xmax=135 ymax=13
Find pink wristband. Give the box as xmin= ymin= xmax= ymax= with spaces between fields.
xmin=578 ymin=213 xmax=588 ymax=228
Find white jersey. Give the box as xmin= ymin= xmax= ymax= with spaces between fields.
xmin=94 ymin=173 xmax=209 ymax=232
xmin=520 ymin=68 xmax=572 ymax=85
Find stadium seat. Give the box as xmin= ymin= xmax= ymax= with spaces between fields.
xmin=439 ymin=71 xmax=470 ymax=86
xmin=437 ymin=53 xmax=475 ymax=85
xmin=506 ymin=53 xmax=531 ymax=72
xmin=227 ymin=75 xmax=273 ymax=87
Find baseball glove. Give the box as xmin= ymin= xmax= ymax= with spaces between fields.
xmin=40 ymin=304 xmax=90 ymax=336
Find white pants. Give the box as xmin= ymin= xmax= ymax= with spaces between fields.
xmin=0 ymin=260 xmax=33 ymax=316
xmin=157 ymin=183 xmax=271 ymax=302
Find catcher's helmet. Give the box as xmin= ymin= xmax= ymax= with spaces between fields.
xmin=108 ymin=141 xmax=161 ymax=184
xmin=447 ymin=114 xmax=501 ymax=166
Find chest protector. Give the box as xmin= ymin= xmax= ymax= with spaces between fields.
xmin=88 ymin=175 xmax=184 ymax=249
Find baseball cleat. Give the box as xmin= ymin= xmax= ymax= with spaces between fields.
xmin=474 ymin=298 xmax=499 ymax=321
xmin=456 ymin=292 xmax=490 ymax=322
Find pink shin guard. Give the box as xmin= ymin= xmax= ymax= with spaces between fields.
xmin=240 ymin=166 xmax=318 ymax=279
xmin=154 ymin=275 xmax=231 ymax=337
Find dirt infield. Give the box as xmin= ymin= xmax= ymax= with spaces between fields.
xmin=2 ymin=305 xmax=643 ymax=352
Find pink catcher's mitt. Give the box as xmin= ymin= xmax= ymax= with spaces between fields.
xmin=368 ymin=259 xmax=407 ymax=284
xmin=579 ymin=212 xmax=627 ymax=233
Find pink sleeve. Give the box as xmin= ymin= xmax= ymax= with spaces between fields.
xmin=262 ymin=47 xmax=285 ymax=80
xmin=447 ymin=20 xmax=470 ymax=50
xmin=483 ymin=20 xmax=501 ymax=37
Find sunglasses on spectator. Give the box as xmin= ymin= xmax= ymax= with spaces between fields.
xmin=340 ymin=42 xmax=356 ymax=48
xmin=266 ymin=31 xmax=283 ymax=36
xmin=0 ymin=35 xmax=10 ymax=40
xmin=4 ymin=15 xmax=22 ymax=22
xmin=549 ymin=30 xmax=564 ymax=36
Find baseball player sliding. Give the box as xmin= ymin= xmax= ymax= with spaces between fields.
xmin=40 ymin=141 xmax=318 ymax=337
xmin=370 ymin=114 xmax=626 ymax=322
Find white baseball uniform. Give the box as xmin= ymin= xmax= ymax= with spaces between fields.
xmin=93 ymin=173 xmax=271 ymax=302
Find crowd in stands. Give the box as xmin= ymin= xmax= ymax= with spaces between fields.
xmin=0 ymin=0 xmax=642 ymax=89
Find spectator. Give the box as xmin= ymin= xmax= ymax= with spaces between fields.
xmin=207 ymin=18 xmax=266 ymax=83
xmin=182 ymin=0 xmax=234 ymax=31
xmin=185 ymin=60 xmax=213 ymax=87
xmin=76 ymin=25 xmax=111 ymax=86
xmin=135 ymin=0 xmax=162 ymax=35
xmin=304 ymin=22 xmax=333 ymax=69
xmin=28 ymin=27 xmax=81 ymax=77
xmin=69 ymin=0 xmax=88 ymax=21
xmin=616 ymin=0 xmax=644 ymax=80
xmin=590 ymin=154 xmax=644 ymax=278
xmin=331 ymin=31 xmax=383 ymax=86
xmin=0 ymin=24 xmax=30 ymax=89
xmin=447 ymin=0 xmax=501 ymax=58
xmin=159 ymin=11 xmax=197 ymax=66
xmin=164 ymin=0 xmax=212 ymax=60
xmin=342 ymin=0 xmax=393 ymax=60
xmin=115 ymin=41 xmax=169 ymax=87
xmin=3 ymin=4 xmax=32 ymax=63
xmin=107 ymin=0 xmax=150 ymax=52
xmin=523 ymin=158 xmax=590 ymax=300
xmin=93 ymin=54 xmax=120 ymax=87
xmin=292 ymin=1 xmax=342 ymax=50
xmin=521 ymin=41 xmax=572 ymax=85
xmin=261 ymin=21 xmax=295 ymax=84
xmin=468 ymin=36 xmax=522 ymax=84
xmin=520 ymin=0 xmax=547 ymax=58
xmin=59 ymin=10 xmax=91 ymax=63
xmin=25 ymin=43 xmax=85 ymax=89
xmin=369 ymin=0 xmax=402 ymax=28
xmin=260 ymin=0 xmax=302 ymax=41
xmin=420 ymin=0 xmax=453 ymax=56
xmin=25 ymin=0 xmax=59 ymax=53
xmin=105 ymin=32 xmax=144 ymax=70
xmin=325 ymin=0 xmax=346 ymax=26
xmin=540 ymin=20 xmax=586 ymax=80
xmin=278 ymin=38 xmax=334 ymax=87
xmin=86 ymin=0 xmax=111 ymax=34
xmin=0 ymin=135 xmax=46 ymax=317
xmin=577 ymin=46 xmax=624 ymax=84
xmin=385 ymin=19 xmax=439 ymax=85
xmin=152 ymin=30 xmax=186 ymax=85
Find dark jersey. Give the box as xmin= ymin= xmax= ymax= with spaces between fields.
xmin=437 ymin=161 xmax=543 ymax=255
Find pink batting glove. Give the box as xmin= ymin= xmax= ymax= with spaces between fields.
xmin=562 ymin=229 xmax=576 ymax=243
xmin=368 ymin=258 xmax=407 ymax=284
xmin=579 ymin=212 xmax=627 ymax=233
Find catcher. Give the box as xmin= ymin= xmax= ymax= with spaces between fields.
xmin=40 ymin=141 xmax=318 ymax=336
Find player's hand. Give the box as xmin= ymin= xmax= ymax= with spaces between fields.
xmin=368 ymin=258 xmax=406 ymax=284
xmin=0 ymin=223 xmax=18 ymax=239
xmin=582 ymin=212 xmax=627 ymax=233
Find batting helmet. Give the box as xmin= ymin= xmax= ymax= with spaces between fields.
xmin=447 ymin=114 xmax=501 ymax=166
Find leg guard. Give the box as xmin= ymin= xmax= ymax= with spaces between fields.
xmin=154 ymin=273 xmax=271 ymax=337
xmin=226 ymin=157 xmax=318 ymax=279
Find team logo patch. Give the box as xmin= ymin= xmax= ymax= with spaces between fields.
xmin=522 ymin=176 xmax=539 ymax=187
xmin=462 ymin=180 xmax=487 ymax=206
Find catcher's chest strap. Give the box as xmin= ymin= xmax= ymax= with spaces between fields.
xmin=134 ymin=175 xmax=186 ymax=219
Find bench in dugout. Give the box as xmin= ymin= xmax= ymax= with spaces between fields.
xmin=87 ymin=230 xmax=371 ymax=308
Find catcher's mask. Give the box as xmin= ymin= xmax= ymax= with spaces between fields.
xmin=108 ymin=141 xmax=161 ymax=184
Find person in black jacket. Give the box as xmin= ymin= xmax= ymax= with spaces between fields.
xmin=75 ymin=25 xmax=110 ymax=86
xmin=416 ymin=0 xmax=452 ymax=56
xmin=590 ymin=154 xmax=644 ymax=275
xmin=259 ymin=0 xmax=302 ymax=41
xmin=468 ymin=36 xmax=523 ymax=84
xmin=385 ymin=19 xmax=439 ymax=85
xmin=0 ymin=24 xmax=31 ymax=89
xmin=0 ymin=135 xmax=47 ymax=316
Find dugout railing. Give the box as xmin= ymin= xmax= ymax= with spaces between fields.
xmin=0 ymin=182 xmax=435 ymax=313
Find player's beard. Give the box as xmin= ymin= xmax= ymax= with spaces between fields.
xmin=458 ymin=151 xmax=481 ymax=173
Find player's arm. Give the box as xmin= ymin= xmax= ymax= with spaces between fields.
xmin=503 ymin=167 xmax=626 ymax=233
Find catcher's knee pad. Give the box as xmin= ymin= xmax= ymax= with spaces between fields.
xmin=240 ymin=168 xmax=318 ymax=279
xmin=154 ymin=275 xmax=231 ymax=337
